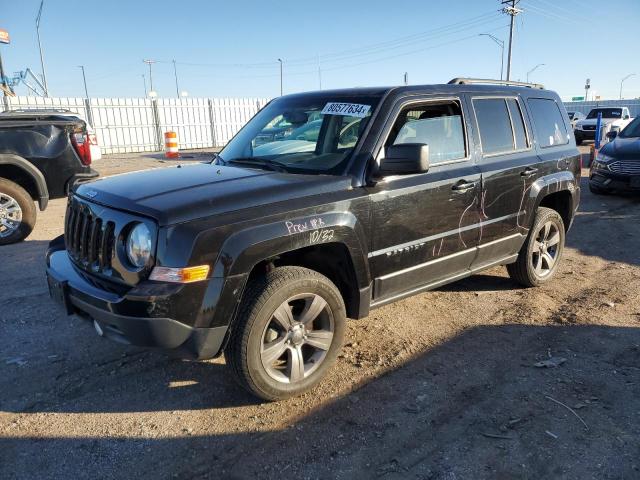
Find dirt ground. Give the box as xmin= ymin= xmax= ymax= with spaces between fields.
xmin=1 ymin=146 xmax=639 ymax=480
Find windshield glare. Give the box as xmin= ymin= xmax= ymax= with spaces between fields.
xmin=619 ymin=117 xmax=640 ymax=138
xmin=219 ymin=94 xmax=382 ymax=174
xmin=587 ymin=108 xmax=622 ymax=119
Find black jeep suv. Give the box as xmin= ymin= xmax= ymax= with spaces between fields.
xmin=47 ymin=79 xmax=580 ymax=400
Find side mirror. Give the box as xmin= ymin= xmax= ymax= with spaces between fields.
xmin=624 ymin=115 xmax=630 ymax=120
xmin=379 ymin=143 xmax=430 ymax=176
xmin=606 ymin=130 xmax=618 ymax=140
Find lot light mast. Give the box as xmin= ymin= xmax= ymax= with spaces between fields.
xmin=620 ymin=73 xmax=636 ymax=100
xmin=479 ymin=33 xmax=504 ymax=80
xmin=35 ymin=0 xmax=49 ymax=97
xmin=277 ymin=58 xmax=283 ymax=96
xmin=77 ymin=65 xmax=88 ymax=98
xmin=526 ymin=63 xmax=545 ymax=83
xmin=143 ymin=59 xmax=156 ymax=95
xmin=502 ymin=0 xmax=522 ymax=81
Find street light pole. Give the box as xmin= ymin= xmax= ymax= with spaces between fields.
xmin=143 ymin=59 xmax=156 ymax=94
xmin=77 ymin=65 xmax=88 ymax=98
xmin=277 ymin=58 xmax=283 ymax=96
xmin=620 ymin=73 xmax=636 ymax=100
xmin=142 ymin=74 xmax=147 ymax=97
xmin=35 ymin=0 xmax=49 ymax=97
xmin=479 ymin=33 xmax=505 ymax=80
xmin=526 ymin=63 xmax=545 ymax=83
xmin=172 ymin=59 xmax=180 ymax=97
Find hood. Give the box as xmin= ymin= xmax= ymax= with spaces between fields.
xmin=253 ymin=140 xmax=316 ymax=155
xmin=577 ymin=118 xmax=617 ymax=126
xmin=74 ymin=163 xmax=352 ymax=226
xmin=600 ymin=136 xmax=640 ymax=160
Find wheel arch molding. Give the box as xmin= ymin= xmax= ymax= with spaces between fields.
xmin=526 ymin=171 xmax=579 ymax=231
xmin=0 ymin=154 xmax=49 ymax=210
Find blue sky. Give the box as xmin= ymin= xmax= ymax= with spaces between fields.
xmin=2 ymin=0 xmax=639 ymax=100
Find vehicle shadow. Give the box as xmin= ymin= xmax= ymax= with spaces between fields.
xmin=2 ymin=324 xmax=639 ymax=479
xmin=566 ymin=177 xmax=640 ymax=266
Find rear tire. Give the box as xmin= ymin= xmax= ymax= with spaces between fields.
xmin=575 ymin=135 xmax=583 ymax=146
xmin=225 ymin=266 xmax=346 ymax=401
xmin=0 ymin=178 xmax=36 ymax=245
xmin=507 ymin=207 xmax=565 ymax=287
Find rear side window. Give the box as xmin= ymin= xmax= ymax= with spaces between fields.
xmin=527 ymin=98 xmax=569 ymax=148
xmin=507 ymin=99 xmax=528 ymax=150
xmin=473 ymin=98 xmax=515 ymax=154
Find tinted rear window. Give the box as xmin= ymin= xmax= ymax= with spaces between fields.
xmin=587 ymin=108 xmax=622 ymax=119
xmin=527 ymin=98 xmax=569 ymax=148
xmin=473 ymin=98 xmax=514 ymax=154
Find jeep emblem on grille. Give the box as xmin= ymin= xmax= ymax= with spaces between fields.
xmin=84 ymin=189 xmax=98 ymax=199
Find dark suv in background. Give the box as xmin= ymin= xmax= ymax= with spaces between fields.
xmin=47 ymin=78 xmax=580 ymax=400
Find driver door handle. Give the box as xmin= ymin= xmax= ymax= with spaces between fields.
xmin=451 ymin=180 xmax=476 ymax=193
xmin=521 ymin=167 xmax=539 ymax=178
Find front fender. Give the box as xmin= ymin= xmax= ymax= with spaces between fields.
xmin=213 ymin=211 xmax=370 ymax=285
xmin=202 ymin=211 xmax=371 ymax=331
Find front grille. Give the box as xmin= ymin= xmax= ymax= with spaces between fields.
xmin=582 ymin=125 xmax=596 ymax=131
xmin=65 ymin=201 xmax=116 ymax=272
xmin=609 ymin=161 xmax=640 ymax=175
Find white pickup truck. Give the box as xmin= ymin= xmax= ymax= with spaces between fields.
xmin=574 ymin=107 xmax=633 ymax=145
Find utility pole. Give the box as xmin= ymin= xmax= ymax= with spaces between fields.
xmin=142 ymin=74 xmax=147 ymax=97
xmin=620 ymin=73 xmax=636 ymax=100
xmin=502 ymin=0 xmax=522 ymax=81
xmin=172 ymin=59 xmax=180 ymax=97
xmin=143 ymin=59 xmax=156 ymax=93
xmin=479 ymin=33 xmax=505 ymax=80
xmin=317 ymin=54 xmax=322 ymax=90
xmin=35 ymin=0 xmax=49 ymax=96
xmin=403 ymin=72 xmax=408 ymax=86
xmin=77 ymin=65 xmax=88 ymax=98
xmin=277 ymin=58 xmax=283 ymax=96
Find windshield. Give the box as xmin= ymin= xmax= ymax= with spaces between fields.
xmin=587 ymin=108 xmax=622 ymax=119
xmin=619 ymin=116 xmax=640 ymax=138
xmin=218 ymin=93 xmax=382 ymax=174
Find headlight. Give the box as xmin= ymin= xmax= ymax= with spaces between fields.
xmin=126 ymin=223 xmax=152 ymax=268
xmin=596 ymin=152 xmax=615 ymax=163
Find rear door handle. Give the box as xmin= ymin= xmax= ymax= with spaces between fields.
xmin=520 ymin=167 xmax=539 ymax=178
xmin=451 ymin=180 xmax=476 ymax=192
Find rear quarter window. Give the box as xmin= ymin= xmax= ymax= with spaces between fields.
xmin=527 ymin=98 xmax=569 ymax=148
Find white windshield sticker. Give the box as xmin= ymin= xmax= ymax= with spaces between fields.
xmin=321 ymin=102 xmax=371 ymax=118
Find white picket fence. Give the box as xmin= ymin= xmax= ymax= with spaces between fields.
xmin=2 ymin=96 xmax=270 ymax=155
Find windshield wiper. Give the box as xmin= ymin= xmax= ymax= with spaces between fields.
xmin=226 ymin=157 xmax=288 ymax=172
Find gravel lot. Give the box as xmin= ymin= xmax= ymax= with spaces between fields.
xmin=1 ymin=146 xmax=639 ymax=480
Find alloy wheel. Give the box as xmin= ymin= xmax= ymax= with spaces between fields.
xmin=531 ymin=220 xmax=560 ymax=277
xmin=0 ymin=193 xmax=22 ymax=238
xmin=260 ymin=293 xmax=334 ymax=384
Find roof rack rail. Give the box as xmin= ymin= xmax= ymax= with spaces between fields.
xmin=448 ymin=77 xmax=544 ymax=89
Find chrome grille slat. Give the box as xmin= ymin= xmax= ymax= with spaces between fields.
xmin=609 ymin=161 xmax=640 ymax=175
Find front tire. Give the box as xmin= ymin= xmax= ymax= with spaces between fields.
xmin=0 ymin=178 xmax=36 ymax=245
xmin=225 ymin=266 xmax=346 ymax=401
xmin=575 ymin=135 xmax=583 ymax=146
xmin=507 ymin=207 xmax=565 ymax=287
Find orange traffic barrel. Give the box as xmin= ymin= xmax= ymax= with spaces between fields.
xmin=164 ymin=131 xmax=179 ymax=158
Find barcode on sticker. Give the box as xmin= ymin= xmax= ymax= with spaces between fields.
xmin=321 ymin=102 xmax=371 ymax=118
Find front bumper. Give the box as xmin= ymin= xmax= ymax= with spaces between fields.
xmin=575 ymin=129 xmax=596 ymax=139
xmin=45 ymin=238 xmax=229 ymax=359
xmin=589 ymin=168 xmax=640 ymax=192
